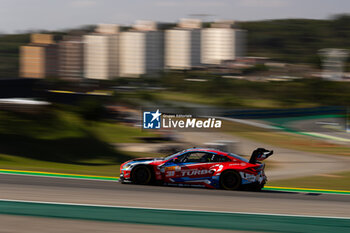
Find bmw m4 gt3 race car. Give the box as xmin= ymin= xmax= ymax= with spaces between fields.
xmin=120 ymin=148 xmax=273 ymax=191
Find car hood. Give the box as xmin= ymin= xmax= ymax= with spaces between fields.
xmin=122 ymin=157 xmax=164 ymax=167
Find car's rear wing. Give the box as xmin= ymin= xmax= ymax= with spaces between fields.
xmin=249 ymin=148 xmax=273 ymax=164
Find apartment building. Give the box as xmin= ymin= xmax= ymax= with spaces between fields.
xmin=119 ymin=21 xmax=164 ymax=77
xmin=201 ymin=21 xmax=246 ymax=65
xmin=58 ymin=35 xmax=84 ymax=80
xmin=165 ymin=19 xmax=201 ymax=70
xmin=20 ymin=34 xmax=58 ymax=78
xmin=84 ymin=24 xmax=119 ymax=80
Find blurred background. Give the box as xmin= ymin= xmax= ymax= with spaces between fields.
xmin=0 ymin=1 xmax=350 ymax=232
xmin=0 ymin=0 xmax=349 ymax=186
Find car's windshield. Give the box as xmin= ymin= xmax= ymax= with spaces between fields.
xmin=228 ymin=153 xmax=249 ymax=163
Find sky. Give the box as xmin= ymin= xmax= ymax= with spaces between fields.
xmin=1 ymin=0 xmax=350 ymax=34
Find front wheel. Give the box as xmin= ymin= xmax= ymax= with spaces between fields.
xmin=220 ymin=170 xmax=241 ymax=190
xmin=131 ymin=166 xmax=153 ymax=185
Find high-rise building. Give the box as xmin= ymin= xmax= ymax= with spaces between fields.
xmin=201 ymin=21 xmax=246 ymax=65
xmin=119 ymin=21 xmax=164 ymax=77
xmin=165 ymin=19 xmax=202 ymax=70
xmin=84 ymin=24 xmax=119 ymax=80
xmin=20 ymin=34 xmax=58 ymax=78
xmin=58 ymin=35 xmax=84 ymax=80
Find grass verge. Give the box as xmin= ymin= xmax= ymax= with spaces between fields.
xmin=152 ymin=91 xmax=319 ymax=109
xmin=89 ymin=121 xmax=155 ymax=143
xmin=222 ymin=121 xmax=350 ymax=156
xmin=0 ymin=154 xmax=121 ymax=177
xmin=268 ymin=170 xmax=350 ymax=191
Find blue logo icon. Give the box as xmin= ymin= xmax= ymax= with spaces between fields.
xmin=143 ymin=109 xmax=161 ymax=129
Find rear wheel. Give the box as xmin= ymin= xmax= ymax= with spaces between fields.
xmin=220 ymin=170 xmax=241 ymax=190
xmin=131 ymin=166 xmax=153 ymax=185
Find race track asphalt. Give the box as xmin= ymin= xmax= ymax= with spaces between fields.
xmin=0 ymin=173 xmax=349 ymax=217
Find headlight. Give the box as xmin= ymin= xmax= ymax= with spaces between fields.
xmin=123 ymin=164 xmax=134 ymax=170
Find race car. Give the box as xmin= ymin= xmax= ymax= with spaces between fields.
xmin=120 ymin=147 xmax=273 ymax=191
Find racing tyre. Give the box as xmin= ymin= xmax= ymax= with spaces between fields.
xmin=131 ymin=166 xmax=153 ymax=185
xmin=220 ymin=170 xmax=241 ymax=190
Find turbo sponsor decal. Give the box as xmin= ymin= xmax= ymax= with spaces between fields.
xmin=180 ymin=169 xmax=212 ymax=176
xmin=165 ymin=169 xmax=213 ymax=177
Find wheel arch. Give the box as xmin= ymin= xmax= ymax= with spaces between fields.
xmin=219 ymin=169 xmax=242 ymax=190
xmin=130 ymin=164 xmax=155 ymax=183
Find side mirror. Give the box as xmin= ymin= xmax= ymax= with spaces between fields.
xmin=173 ymin=157 xmax=180 ymax=163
